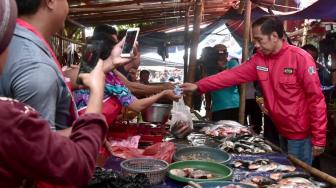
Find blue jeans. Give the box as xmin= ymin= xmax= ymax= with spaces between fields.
xmin=279 ymin=136 xmax=313 ymax=165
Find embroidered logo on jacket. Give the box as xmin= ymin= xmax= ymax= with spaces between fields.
xmin=284 ymin=68 xmax=294 ymax=74
xmin=308 ymin=66 xmax=316 ymax=75
xmin=256 ymin=66 xmax=269 ymax=72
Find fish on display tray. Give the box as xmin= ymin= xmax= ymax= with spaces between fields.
xmin=170 ymin=168 xmax=216 ymax=179
xmin=201 ymin=120 xmax=251 ymax=138
xmin=232 ymin=159 xmax=296 ymax=173
xmin=241 ymin=173 xmax=329 ymax=188
xmin=219 ymin=135 xmax=273 ymax=154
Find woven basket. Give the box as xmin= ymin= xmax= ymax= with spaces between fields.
xmin=120 ymin=158 xmax=168 ymax=185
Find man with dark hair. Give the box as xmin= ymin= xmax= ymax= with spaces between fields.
xmin=139 ymin=70 xmax=150 ymax=85
xmin=93 ymin=24 xmax=118 ymax=42
xmin=302 ymin=44 xmax=331 ymax=86
xmin=182 ymin=16 xmax=327 ymax=165
xmin=0 ymin=0 xmax=131 ymax=134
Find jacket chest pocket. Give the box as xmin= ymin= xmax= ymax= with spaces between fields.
xmin=257 ymin=71 xmax=269 ymax=81
xmin=279 ymin=75 xmax=300 ymax=89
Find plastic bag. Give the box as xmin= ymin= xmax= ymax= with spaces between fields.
xmin=168 ymin=98 xmax=193 ymax=138
xmin=110 ymin=142 xmax=175 ymax=163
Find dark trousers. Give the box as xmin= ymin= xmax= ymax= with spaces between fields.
xmin=245 ymin=99 xmax=262 ymax=133
xmin=264 ymin=115 xmax=280 ymax=146
xmin=212 ymin=108 xmax=239 ymax=122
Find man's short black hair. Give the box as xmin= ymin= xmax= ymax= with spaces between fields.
xmin=16 ymin=0 xmax=42 ymax=16
xmin=302 ymin=44 xmax=318 ymax=54
xmin=90 ymin=32 xmax=117 ymax=60
xmin=252 ymin=16 xmax=284 ymax=38
xmin=140 ymin=70 xmax=150 ymax=76
xmin=93 ymin=25 xmax=118 ymax=36
xmin=302 ymin=44 xmax=318 ymax=61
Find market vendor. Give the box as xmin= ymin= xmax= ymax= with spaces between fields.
xmin=0 ymin=0 xmax=110 ymax=186
xmin=182 ymin=16 xmax=327 ymax=165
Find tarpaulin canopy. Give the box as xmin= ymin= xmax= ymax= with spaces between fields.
xmin=223 ymin=0 xmax=336 ymax=21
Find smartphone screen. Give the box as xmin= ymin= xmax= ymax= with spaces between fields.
xmin=121 ymin=29 xmax=139 ymax=56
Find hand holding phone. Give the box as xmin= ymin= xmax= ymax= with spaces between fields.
xmin=77 ymin=41 xmax=103 ymax=84
xmin=120 ymin=28 xmax=140 ymax=57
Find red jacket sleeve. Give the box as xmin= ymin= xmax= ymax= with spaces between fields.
xmin=196 ymin=59 xmax=258 ymax=93
xmin=0 ymin=103 xmax=108 ymax=186
xmin=297 ymin=53 xmax=327 ymax=147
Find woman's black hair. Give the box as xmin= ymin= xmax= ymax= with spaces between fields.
xmin=90 ymin=32 xmax=117 ymax=60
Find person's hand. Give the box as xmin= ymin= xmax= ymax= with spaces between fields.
xmin=312 ymin=146 xmax=325 ymax=157
xmin=256 ymin=97 xmax=269 ymax=115
xmin=163 ymin=90 xmax=181 ymax=102
xmin=103 ymin=38 xmax=138 ymax=73
xmin=162 ymin=82 xmax=175 ymax=90
xmin=181 ymin=83 xmax=198 ymax=92
xmin=78 ymin=59 xmax=105 ymax=93
xmin=171 ymin=121 xmax=193 ymax=139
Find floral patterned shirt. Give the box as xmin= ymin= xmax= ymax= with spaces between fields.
xmin=74 ymin=72 xmax=136 ymax=110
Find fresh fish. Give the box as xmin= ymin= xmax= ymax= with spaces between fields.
xmin=256 ymin=163 xmax=278 ymax=172
xmin=276 ymin=177 xmax=318 ymax=188
xmin=236 ymin=147 xmax=244 ymax=153
xmin=248 ymin=159 xmax=270 ymax=170
xmin=219 ymin=141 xmax=235 ymax=151
xmin=170 ymin=169 xmax=186 ymax=177
xmin=270 ymin=172 xmax=284 ymax=181
xmin=242 ymin=176 xmax=276 ymax=187
xmin=274 ymin=164 xmax=296 ymax=172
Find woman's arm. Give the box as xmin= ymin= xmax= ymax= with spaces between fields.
xmin=128 ymin=90 xmax=180 ymax=112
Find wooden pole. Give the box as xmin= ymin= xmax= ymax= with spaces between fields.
xmin=186 ymin=0 xmax=203 ymax=107
xmin=283 ymin=0 xmax=288 ymax=31
xmin=183 ymin=6 xmax=190 ymax=83
xmin=239 ymin=0 xmax=252 ymax=124
xmin=302 ymin=19 xmax=309 ymax=46
xmin=266 ymin=140 xmax=336 ymax=186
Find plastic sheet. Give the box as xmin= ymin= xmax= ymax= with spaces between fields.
xmin=110 ymin=142 xmax=176 ymax=163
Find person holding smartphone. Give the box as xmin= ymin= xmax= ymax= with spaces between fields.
xmin=0 ymin=0 xmax=110 ymax=186
xmin=0 ymin=0 xmax=133 ymax=136
xmin=73 ymin=32 xmax=181 ymax=122
xmin=91 ymin=25 xmax=176 ymax=96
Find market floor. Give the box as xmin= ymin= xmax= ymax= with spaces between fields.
xmin=319 ymin=153 xmax=336 ymax=177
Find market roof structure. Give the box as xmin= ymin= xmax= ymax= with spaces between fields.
xmin=68 ymin=0 xmax=240 ymax=32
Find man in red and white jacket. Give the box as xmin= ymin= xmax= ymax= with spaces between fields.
xmin=182 ymin=16 xmax=326 ymax=165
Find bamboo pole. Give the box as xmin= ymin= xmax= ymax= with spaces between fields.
xmin=265 ymin=140 xmax=336 ymax=186
xmin=186 ymin=0 xmax=203 ymax=107
xmin=302 ymin=19 xmax=309 ymax=46
xmin=239 ymin=0 xmax=252 ymax=124
xmin=183 ymin=6 xmax=190 ymax=83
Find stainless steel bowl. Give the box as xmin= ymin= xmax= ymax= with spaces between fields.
xmin=141 ymin=103 xmax=172 ymax=123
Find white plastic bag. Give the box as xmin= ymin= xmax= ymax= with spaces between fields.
xmin=168 ymin=98 xmax=193 ymax=138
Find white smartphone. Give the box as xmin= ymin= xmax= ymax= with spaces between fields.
xmin=120 ymin=28 xmax=140 ymax=57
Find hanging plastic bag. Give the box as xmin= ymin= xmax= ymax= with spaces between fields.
xmin=168 ymin=97 xmax=193 ymax=138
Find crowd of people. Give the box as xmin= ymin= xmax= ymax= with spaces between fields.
xmin=0 ymin=0 xmax=334 ymax=187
